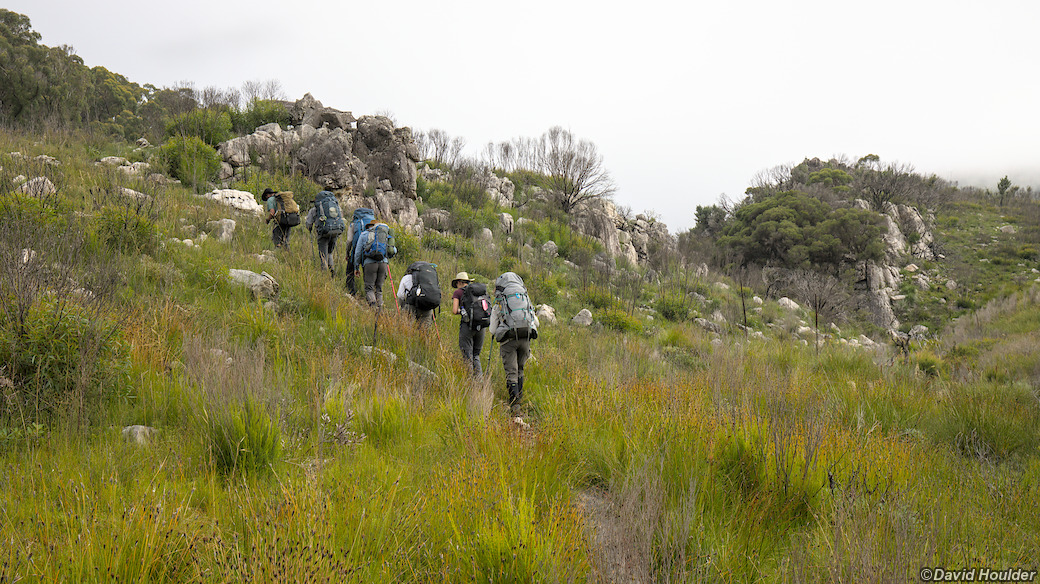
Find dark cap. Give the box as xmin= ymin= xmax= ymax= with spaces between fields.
xmin=261 ymin=187 xmax=276 ymax=200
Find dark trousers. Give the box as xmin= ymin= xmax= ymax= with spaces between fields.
xmin=317 ymin=234 xmax=338 ymax=273
xmin=272 ymin=224 xmax=292 ymax=248
xmin=459 ymin=323 xmax=485 ymax=376
xmin=405 ymin=304 xmax=436 ymax=326
xmin=362 ymin=262 xmax=387 ymax=308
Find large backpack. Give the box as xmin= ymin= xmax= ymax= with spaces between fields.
xmin=349 ymin=208 xmax=375 ymax=258
xmin=461 ymin=282 xmax=492 ymax=330
xmin=314 ymin=191 xmax=345 ymax=236
xmin=276 ymin=191 xmax=301 ymax=226
xmin=363 ymin=223 xmax=395 ymax=261
xmin=494 ymin=272 xmax=538 ymax=341
xmin=406 ymin=261 xmax=441 ymax=311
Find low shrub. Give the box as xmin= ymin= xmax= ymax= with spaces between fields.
xmin=579 ymin=288 xmax=618 ymax=310
xmin=230 ymin=99 xmax=292 ymax=134
xmin=0 ymin=299 xmax=128 ymax=423
xmin=156 ymin=135 xmax=221 ymax=189
xmin=202 ymin=398 xmax=281 ymax=474
xmin=164 ymin=108 xmax=233 ymax=147
xmin=655 ymin=295 xmax=690 ymax=322
xmin=96 ymin=207 xmax=159 ymax=255
xmin=913 ymin=349 xmax=944 ymax=378
xmin=598 ymin=309 xmax=642 ymax=333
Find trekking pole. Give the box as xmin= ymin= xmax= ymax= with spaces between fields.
xmin=386 ymin=265 xmax=401 ymax=311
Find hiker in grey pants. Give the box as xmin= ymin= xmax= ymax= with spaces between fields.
xmin=489 ymin=301 xmax=538 ymax=412
xmin=353 ymin=220 xmax=389 ymax=308
xmin=451 ymin=272 xmax=483 ymax=376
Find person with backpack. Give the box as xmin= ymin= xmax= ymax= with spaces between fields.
xmin=352 ymin=218 xmax=397 ymax=308
xmin=262 ymin=187 xmax=300 ymax=249
xmin=451 ymin=272 xmax=490 ymax=377
xmin=305 ymin=190 xmax=346 ymax=278
xmin=489 ymin=272 xmax=539 ymax=413
xmin=397 ymin=261 xmax=441 ymax=326
xmin=344 ymin=207 xmax=375 ymax=296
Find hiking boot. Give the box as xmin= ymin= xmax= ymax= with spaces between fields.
xmin=517 ymin=377 xmax=524 ymax=403
xmin=506 ymin=381 xmax=518 ymax=409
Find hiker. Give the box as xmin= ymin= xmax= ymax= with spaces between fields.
xmin=352 ymin=218 xmax=396 ymax=308
xmin=451 ymin=272 xmax=490 ymax=377
xmin=345 ymin=207 xmax=375 ymax=296
xmin=262 ymin=188 xmax=300 ymax=249
xmin=397 ymin=261 xmax=441 ymax=326
xmin=305 ymin=190 xmax=345 ymax=278
xmin=490 ymin=272 xmax=539 ymax=413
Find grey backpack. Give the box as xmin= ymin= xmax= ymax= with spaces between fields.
xmin=494 ymin=272 xmax=538 ymax=341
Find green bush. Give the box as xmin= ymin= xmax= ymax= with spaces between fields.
xmin=202 ymin=398 xmax=281 ymax=474
xmin=597 ymin=309 xmax=642 ymax=333
xmin=96 ymin=207 xmax=159 ymax=255
xmin=0 ymin=299 xmax=128 ymax=422
xmin=156 ymin=135 xmax=221 ymax=189
xmin=655 ymin=295 xmax=690 ymax=321
xmin=164 ymin=108 xmax=233 ymax=147
xmin=230 ymin=99 xmax=292 ymax=134
xmin=913 ymin=349 xmax=944 ymax=378
xmin=579 ymin=288 xmax=618 ymax=310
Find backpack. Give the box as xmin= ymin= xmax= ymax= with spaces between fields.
xmin=276 ymin=191 xmax=301 ymax=227
xmin=494 ymin=272 xmax=538 ymax=341
xmin=349 ymin=208 xmax=375 ymax=259
xmin=406 ymin=261 xmax=441 ymax=311
xmin=461 ymin=282 xmax=492 ymax=330
xmin=363 ymin=223 xmax=395 ymax=261
xmin=314 ymin=191 xmax=345 ymax=236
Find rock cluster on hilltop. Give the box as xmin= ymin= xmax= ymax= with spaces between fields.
xmin=217 ymin=94 xmax=423 ymax=232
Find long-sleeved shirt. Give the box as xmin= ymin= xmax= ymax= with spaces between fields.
xmin=397 ymin=273 xmax=414 ymax=301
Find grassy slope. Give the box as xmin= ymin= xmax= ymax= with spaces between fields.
xmin=1 ymin=131 xmax=1039 ymax=582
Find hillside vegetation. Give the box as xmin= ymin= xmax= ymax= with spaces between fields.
xmin=3 ymin=9 xmax=1040 ymax=582
xmin=1 ymin=125 xmax=1039 ymax=583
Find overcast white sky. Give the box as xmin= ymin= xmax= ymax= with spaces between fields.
xmin=9 ymin=0 xmax=1040 ymax=231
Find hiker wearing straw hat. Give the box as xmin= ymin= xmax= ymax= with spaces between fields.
xmin=452 ymin=272 xmax=491 ymax=377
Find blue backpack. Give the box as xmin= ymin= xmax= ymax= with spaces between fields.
xmin=363 ymin=223 xmax=394 ymax=261
xmin=314 ymin=191 xmax=345 ymax=236
xmin=350 ymin=207 xmax=375 ymax=258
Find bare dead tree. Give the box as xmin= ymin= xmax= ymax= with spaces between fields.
xmin=535 ymin=126 xmax=616 ymax=213
xmin=791 ymin=270 xmax=848 ymax=355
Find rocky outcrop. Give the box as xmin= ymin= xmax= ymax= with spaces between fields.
xmin=571 ymin=199 xmax=674 ymax=267
xmin=217 ymin=95 xmax=422 ymax=230
xmin=850 ymin=199 xmax=937 ymax=330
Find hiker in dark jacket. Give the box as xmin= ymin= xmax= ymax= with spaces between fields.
xmin=262 ymin=188 xmax=292 ymax=248
xmin=305 ymin=191 xmax=344 ymax=278
xmin=344 ymin=219 xmax=359 ymax=295
xmin=353 ymin=219 xmax=390 ymax=308
xmin=451 ymin=272 xmax=485 ymax=377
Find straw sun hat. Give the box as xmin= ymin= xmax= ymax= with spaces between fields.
xmin=451 ymin=272 xmax=472 ymax=287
